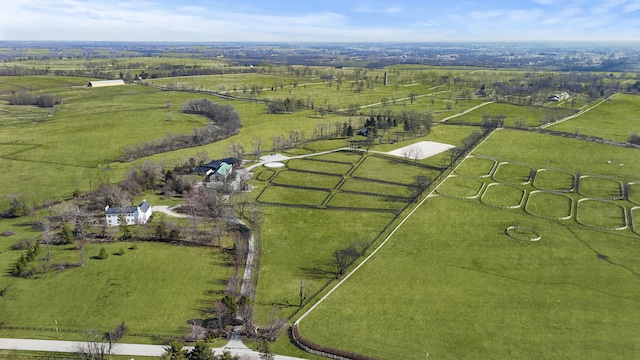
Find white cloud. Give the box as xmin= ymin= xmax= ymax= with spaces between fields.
xmin=470 ymin=10 xmax=504 ymax=20
xmin=353 ymin=5 xmax=403 ymax=14
xmin=591 ymin=0 xmax=628 ymax=14
xmin=508 ymin=9 xmax=543 ymax=21
xmin=561 ymin=7 xmax=584 ymax=16
xmin=623 ymin=0 xmax=640 ymax=12
xmin=2 ymin=0 xmax=640 ymax=42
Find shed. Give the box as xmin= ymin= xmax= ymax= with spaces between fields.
xmin=88 ymin=79 xmax=125 ymax=88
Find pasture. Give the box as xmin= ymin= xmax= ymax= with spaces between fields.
xmin=1 ymin=59 xmax=640 ymax=360
xmin=547 ymin=94 xmax=640 ymax=142
xmin=0 ymin=241 xmax=232 ymax=341
xmin=296 ymin=129 xmax=640 ymax=359
xmin=453 ymin=102 xmax=577 ymax=127
xmin=250 ymin=127 xmax=474 ymax=323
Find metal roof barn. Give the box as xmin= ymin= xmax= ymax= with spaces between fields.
xmin=87 ymin=79 xmax=125 ymax=88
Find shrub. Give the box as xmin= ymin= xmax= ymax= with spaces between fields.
xmin=98 ymin=247 xmax=109 ymax=260
xmin=11 ymin=239 xmax=32 ymax=250
xmin=115 ymin=247 xmax=126 ymax=256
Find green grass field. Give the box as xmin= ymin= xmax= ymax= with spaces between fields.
xmin=576 ymin=199 xmax=627 ymax=230
xmin=547 ymin=94 xmax=640 ymax=142
xmin=579 ymin=176 xmax=623 ymax=199
xmin=525 ymin=191 xmax=573 ymax=220
xmin=0 ymin=241 xmax=232 ymax=339
xmin=340 ymin=178 xmax=413 ymax=198
xmin=257 ymin=186 xmax=329 ymax=206
xmin=296 ymin=129 xmax=640 ymax=359
xmin=435 ymin=175 xmax=485 ymax=199
xmin=533 ymin=169 xmax=575 ymax=191
xmin=454 ymin=156 xmax=496 ymax=177
xmin=492 ymin=162 xmax=533 ymax=184
xmin=455 ymin=102 xmax=577 ymax=127
xmin=286 ymin=158 xmax=353 ymax=175
xmin=271 ymin=170 xmax=342 ymax=189
xmin=480 ymin=183 xmax=526 ymax=208
xmin=353 ymin=156 xmax=440 ymax=185
xmin=327 ymin=192 xmax=407 ymax=211
xmin=2 ymin=62 xmax=640 ymax=360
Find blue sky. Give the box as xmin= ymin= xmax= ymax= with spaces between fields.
xmin=2 ymin=0 xmax=640 ymax=42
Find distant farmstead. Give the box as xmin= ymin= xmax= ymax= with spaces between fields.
xmin=547 ymin=92 xmax=569 ymax=102
xmin=88 ymin=79 xmax=125 ymax=88
xmin=105 ymin=200 xmax=152 ymax=226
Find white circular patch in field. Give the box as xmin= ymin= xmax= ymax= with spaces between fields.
xmin=264 ymin=162 xmax=285 ymax=168
xmin=505 ymin=225 xmax=541 ymax=242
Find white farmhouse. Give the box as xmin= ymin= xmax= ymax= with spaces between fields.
xmin=105 ymin=200 xmax=152 ymax=226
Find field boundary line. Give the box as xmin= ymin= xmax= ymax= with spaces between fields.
xmin=294 ymin=129 xmax=498 ymax=326
xmin=540 ymin=93 xmax=619 ymax=129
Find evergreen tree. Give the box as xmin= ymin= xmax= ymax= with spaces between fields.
xmin=187 ymin=341 xmax=215 ymax=360
xmin=98 ymin=247 xmax=109 ymax=260
xmin=60 ymin=223 xmax=75 ymax=244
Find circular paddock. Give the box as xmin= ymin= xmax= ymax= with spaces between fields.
xmin=505 ymin=225 xmax=541 ymax=242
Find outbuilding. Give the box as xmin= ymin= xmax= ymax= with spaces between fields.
xmin=88 ymin=79 xmax=125 ymax=88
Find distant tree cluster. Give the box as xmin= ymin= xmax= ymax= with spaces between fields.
xmin=121 ymin=99 xmax=242 ymax=161
xmin=181 ymin=98 xmax=242 ymax=127
xmin=8 ymin=92 xmax=59 ymax=108
xmin=266 ymin=97 xmax=305 ymax=113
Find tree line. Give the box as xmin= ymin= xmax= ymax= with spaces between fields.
xmin=121 ymin=98 xmax=242 ymax=161
xmin=8 ymin=91 xmax=59 ymax=108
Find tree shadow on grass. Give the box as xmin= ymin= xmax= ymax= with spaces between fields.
xmin=300 ymin=266 xmax=336 ymax=280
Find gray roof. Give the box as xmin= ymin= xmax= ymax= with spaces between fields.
xmin=106 ymin=200 xmax=150 ymax=215
xmin=139 ymin=200 xmax=151 ymax=213
xmin=105 ymin=206 xmax=137 ymax=215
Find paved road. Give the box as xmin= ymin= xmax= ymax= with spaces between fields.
xmin=0 ymin=337 xmax=307 ymax=359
